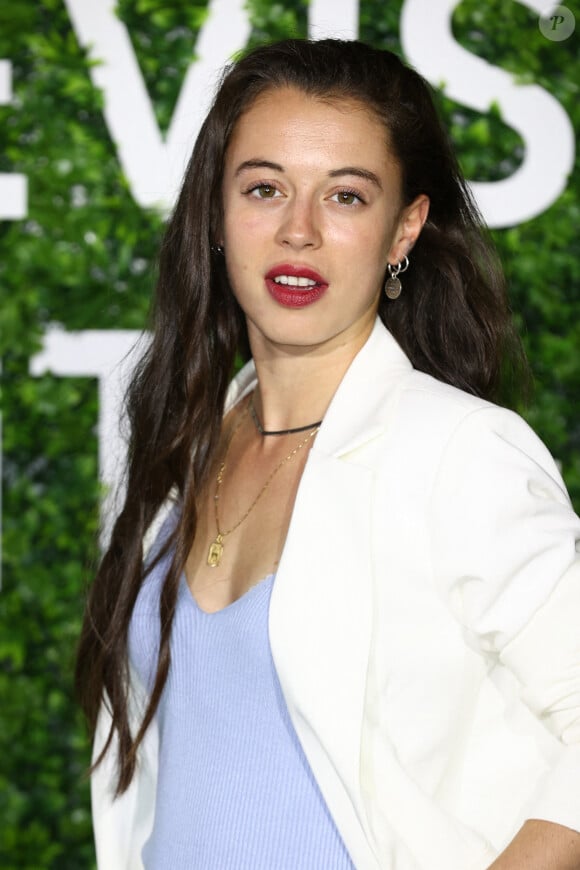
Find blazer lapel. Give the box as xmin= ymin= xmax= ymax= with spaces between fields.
xmin=270 ymin=452 xmax=378 ymax=867
xmin=269 ymin=319 xmax=412 ymax=868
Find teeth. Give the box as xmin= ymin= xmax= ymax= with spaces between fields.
xmin=273 ymin=275 xmax=317 ymax=287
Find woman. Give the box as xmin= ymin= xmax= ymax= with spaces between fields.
xmin=76 ymin=39 xmax=580 ymax=869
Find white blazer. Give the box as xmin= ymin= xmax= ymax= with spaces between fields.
xmin=91 ymin=319 xmax=580 ymax=870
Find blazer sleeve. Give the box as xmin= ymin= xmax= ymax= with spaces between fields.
xmin=429 ymin=405 xmax=580 ymax=831
xmin=91 ymin=673 xmax=158 ymax=869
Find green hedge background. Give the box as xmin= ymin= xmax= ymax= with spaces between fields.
xmin=1 ymin=1 xmax=578 ymax=866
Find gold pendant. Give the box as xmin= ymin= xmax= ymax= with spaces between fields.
xmin=207 ymin=534 xmax=224 ymax=568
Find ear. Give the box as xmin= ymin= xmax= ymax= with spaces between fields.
xmin=388 ymin=194 xmax=430 ymax=264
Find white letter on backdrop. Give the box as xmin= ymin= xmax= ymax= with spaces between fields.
xmin=30 ymin=328 xmax=143 ymax=546
xmin=0 ymin=60 xmax=27 ymax=220
xmin=400 ymin=0 xmax=575 ymax=227
xmin=308 ymin=0 xmax=359 ymax=38
xmin=0 ymin=60 xmax=28 ymax=579
xmin=63 ymin=0 xmax=251 ymax=212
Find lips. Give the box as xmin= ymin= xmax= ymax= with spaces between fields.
xmin=265 ymin=264 xmax=328 ymax=308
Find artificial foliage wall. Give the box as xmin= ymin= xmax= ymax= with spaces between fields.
xmin=1 ymin=1 xmax=579 ymax=867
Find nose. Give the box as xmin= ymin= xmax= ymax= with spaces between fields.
xmin=275 ymin=196 xmax=321 ymax=250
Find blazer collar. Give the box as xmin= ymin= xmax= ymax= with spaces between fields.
xmin=226 ymin=318 xmax=413 ymax=456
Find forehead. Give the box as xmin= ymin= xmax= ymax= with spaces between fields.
xmin=225 ymin=86 xmax=396 ymax=176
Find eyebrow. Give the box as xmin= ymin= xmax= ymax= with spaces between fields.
xmin=234 ymin=159 xmax=382 ymax=189
xmin=328 ymin=167 xmax=382 ymax=190
xmin=234 ymin=159 xmax=283 ymax=176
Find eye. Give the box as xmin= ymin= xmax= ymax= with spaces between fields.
xmin=331 ymin=189 xmax=365 ymax=206
xmin=246 ymin=183 xmax=280 ymax=199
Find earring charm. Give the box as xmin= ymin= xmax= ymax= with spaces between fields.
xmin=384 ymin=255 xmax=409 ymax=300
xmin=211 ymin=244 xmax=224 ymax=255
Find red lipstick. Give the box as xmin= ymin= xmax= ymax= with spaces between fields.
xmin=265 ymin=264 xmax=328 ymax=308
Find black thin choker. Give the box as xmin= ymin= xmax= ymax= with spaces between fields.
xmin=249 ymin=397 xmax=323 ymax=437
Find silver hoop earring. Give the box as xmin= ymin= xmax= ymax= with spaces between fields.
xmin=384 ymin=255 xmax=409 ymax=300
xmin=211 ymin=244 xmax=224 ymax=255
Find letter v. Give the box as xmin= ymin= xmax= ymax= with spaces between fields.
xmin=64 ymin=0 xmax=251 ymax=213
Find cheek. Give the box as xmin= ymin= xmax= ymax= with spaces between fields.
xmin=223 ymin=208 xmax=269 ymax=249
xmin=329 ymin=206 xmax=396 ymax=252
xmin=223 ymin=244 xmax=255 ymax=297
xmin=331 ymin=226 xmax=392 ymax=273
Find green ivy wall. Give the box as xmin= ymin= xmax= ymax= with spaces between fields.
xmin=0 ymin=2 xmax=578 ymax=867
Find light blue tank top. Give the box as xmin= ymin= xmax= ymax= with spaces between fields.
xmin=128 ymin=522 xmax=355 ymax=869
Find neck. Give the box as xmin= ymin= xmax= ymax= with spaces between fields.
xmin=248 ymin=322 xmax=374 ymax=433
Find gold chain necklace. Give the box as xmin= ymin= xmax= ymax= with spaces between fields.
xmin=207 ymin=402 xmax=320 ymax=568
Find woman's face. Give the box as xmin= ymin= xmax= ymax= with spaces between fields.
xmin=221 ymin=86 xmax=428 ymax=358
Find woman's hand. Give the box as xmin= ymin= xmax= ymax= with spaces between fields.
xmin=488 ymin=820 xmax=580 ymax=869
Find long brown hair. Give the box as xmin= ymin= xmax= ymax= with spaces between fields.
xmin=76 ymin=38 xmax=527 ymax=794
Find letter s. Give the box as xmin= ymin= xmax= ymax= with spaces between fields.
xmin=400 ymin=0 xmax=575 ymax=228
